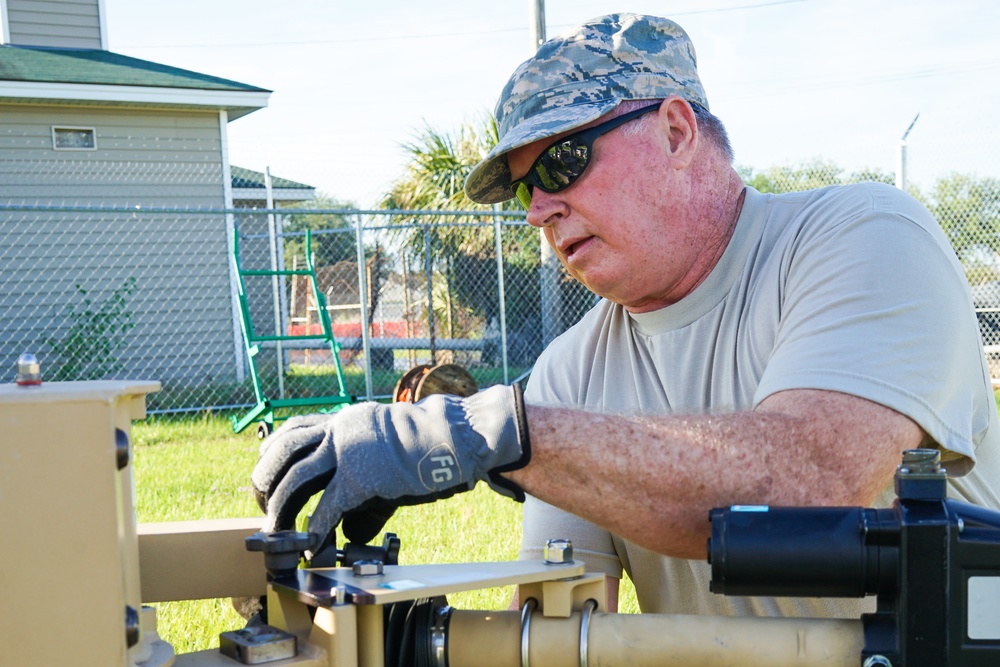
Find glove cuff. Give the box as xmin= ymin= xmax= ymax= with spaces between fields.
xmin=486 ymin=382 xmax=532 ymax=502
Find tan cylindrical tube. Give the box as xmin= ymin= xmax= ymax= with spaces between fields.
xmin=447 ymin=609 xmax=863 ymax=667
xmin=447 ymin=610 xmax=523 ymax=666
xmin=357 ymin=604 xmax=385 ymax=667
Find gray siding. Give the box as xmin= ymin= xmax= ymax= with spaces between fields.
xmin=5 ymin=0 xmax=103 ymax=48
xmin=0 ymin=105 xmax=225 ymax=206
xmin=0 ymin=104 xmax=237 ymax=390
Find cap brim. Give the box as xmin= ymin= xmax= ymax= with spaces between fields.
xmin=464 ymin=101 xmax=616 ymax=205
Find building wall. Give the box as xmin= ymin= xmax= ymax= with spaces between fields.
xmin=0 ymin=104 xmax=225 ymax=206
xmin=0 ymin=104 xmax=238 ymax=388
xmin=4 ymin=0 xmax=103 ymax=48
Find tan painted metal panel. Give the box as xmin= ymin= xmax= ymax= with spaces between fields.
xmin=138 ymin=517 xmax=268 ymax=602
xmin=0 ymin=380 xmax=159 ymax=666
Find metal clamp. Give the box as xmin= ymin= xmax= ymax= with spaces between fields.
xmin=578 ymin=599 xmax=597 ymax=667
xmin=863 ymin=657 xmax=893 ymax=667
xmin=520 ymin=597 xmax=538 ymax=667
xmin=429 ymin=603 xmax=450 ymax=667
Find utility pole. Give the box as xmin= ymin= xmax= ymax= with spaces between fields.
xmin=529 ymin=0 xmax=546 ymax=49
xmin=530 ymin=0 xmax=563 ymax=346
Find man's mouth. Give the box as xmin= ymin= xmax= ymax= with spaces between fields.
xmin=561 ymin=236 xmax=594 ymax=261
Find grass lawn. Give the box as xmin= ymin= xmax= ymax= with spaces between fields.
xmin=133 ymin=412 xmax=639 ymax=655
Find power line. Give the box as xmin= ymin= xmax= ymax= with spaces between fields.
xmin=116 ymin=26 xmax=524 ymax=50
xmin=627 ymin=0 xmax=814 ymax=18
xmin=717 ymin=57 xmax=1000 ymax=100
xmin=115 ymin=0 xmax=821 ymax=50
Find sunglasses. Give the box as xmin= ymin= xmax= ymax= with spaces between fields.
xmin=509 ymin=103 xmax=661 ymax=210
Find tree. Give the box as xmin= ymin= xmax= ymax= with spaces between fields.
xmin=380 ymin=115 xmax=601 ymax=359
xmin=381 ymin=114 xmax=518 ymax=263
xmin=738 ymin=160 xmax=894 ymax=194
xmin=739 ymin=161 xmax=1000 ymax=285
xmin=282 ymin=194 xmax=359 ymax=268
xmin=382 ymin=123 xmax=1000 ymax=362
xmin=383 ymin=113 xmax=501 ymax=213
xmin=280 ymin=194 xmax=395 ymax=367
xmin=928 ymin=173 xmax=1000 ymax=267
xmin=380 ymin=116 xmax=543 ymax=346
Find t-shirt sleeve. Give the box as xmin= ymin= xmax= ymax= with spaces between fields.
xmin=753 ymin=185 xmax=996 ymax=474
xmin=519 ymin=494 xmax=624 ymax=579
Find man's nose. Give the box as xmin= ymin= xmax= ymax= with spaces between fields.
xmin=525 ymin=189 xmax=566 ymax=228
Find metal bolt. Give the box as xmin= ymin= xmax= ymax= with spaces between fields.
xmin=331 ymin=584 xmax=347 ymax=605
xmin=15 ymin=352 xmax=41 ymax=386
xmin=352 ymin=559 xmax=384 ymax=576
xmin=863 ymin=656 xmax=893 ymax=667
xmin=899 ymin=448 xmax=941 ymax=475
xmin=544 ymin=538 xmax=574 ymax=564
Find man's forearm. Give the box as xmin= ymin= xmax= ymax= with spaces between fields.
xmin=504 ymin=389 xmax=925 ymax=560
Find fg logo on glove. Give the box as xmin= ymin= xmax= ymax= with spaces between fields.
xmin=418 ymin=444 xmax=460 ymax=490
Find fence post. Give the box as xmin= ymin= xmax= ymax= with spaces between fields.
xmin=425 ymin=225 xmax=437 ymax=363
xmin=220 ymin=115 xmax=245 ymax=383
xmin=540 ymin=232 xmax=562 ymax=346
xmin=355 ymin=213 xmax=373 ymax=400
xmin=493 ymin=207 xmax=510 ymax=384
xmin=265 ymin=168 xmax=286 ymax=399
xmin=896 ymin=113 xmax=920 ymax=192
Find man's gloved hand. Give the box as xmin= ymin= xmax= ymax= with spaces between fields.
xmin=251 ymin=383 xmax=531 ymax=549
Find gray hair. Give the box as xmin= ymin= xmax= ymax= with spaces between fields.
xmin=616 ymin=99 xmax=734 ymax=164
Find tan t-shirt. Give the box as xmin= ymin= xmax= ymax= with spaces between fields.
xmin=521 ymin=183 xmax=1000 ymax=617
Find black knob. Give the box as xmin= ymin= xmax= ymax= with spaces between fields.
xmin=246 ymin=530 xmax=318 ymax=576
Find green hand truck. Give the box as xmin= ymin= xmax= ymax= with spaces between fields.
xmin=230 ymin=228 xmax=354 ymax=439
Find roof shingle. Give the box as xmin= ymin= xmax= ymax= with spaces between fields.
xmin=0 ymin=45 xmax=270 ymax=93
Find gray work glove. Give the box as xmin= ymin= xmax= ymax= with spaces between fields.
xmin=251 ymin=383 xmax=531 ymax=548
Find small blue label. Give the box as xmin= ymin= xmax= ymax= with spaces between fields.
xmin=731 ymin=505 xmax=769 ymax=512
xmin=380 ymin=579 xmax=424 ymax=591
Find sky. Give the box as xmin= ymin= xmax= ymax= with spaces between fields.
xmin=104 ymin=0 xmax=1000 ymax=208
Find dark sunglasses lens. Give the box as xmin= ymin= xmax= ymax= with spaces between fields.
xmin=512 ymin=182 xmax=533 ymax=209
xmin=535 ymin=138 xmax=590 ymax=192
xmin=510 ymin=135 xmax=593 ymax=209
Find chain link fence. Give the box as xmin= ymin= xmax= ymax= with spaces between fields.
xmin=3 ymin=156 xmax=999 ymax=419
xmin=231 ymin=207 xmax=599 ymax=415
xmin=0 ymin=203 xmax=600 ymax=422
xmin=740 ymin=156 xmax=1000 ymax=379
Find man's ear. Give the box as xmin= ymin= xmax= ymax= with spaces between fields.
xmin=654 ymin=96 xmax=698 ymax=167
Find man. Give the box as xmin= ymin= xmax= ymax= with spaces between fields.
xmin=253 ymin=14 xmax=1000 ymax=618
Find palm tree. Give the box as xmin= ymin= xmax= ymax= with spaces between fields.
xmin=380 ymin=115 xmax=549 ymax=356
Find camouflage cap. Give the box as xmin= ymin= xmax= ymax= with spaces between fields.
xmin=464 ymin=13 xmax=708 ymax=204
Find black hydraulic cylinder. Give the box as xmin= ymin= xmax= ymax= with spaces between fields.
xmin=708 ymin=506 xmax=891 ymax=598
xmin=706 ymin=448 xmax=1000 ymax=666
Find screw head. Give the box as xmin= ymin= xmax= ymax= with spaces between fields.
xmin=544 ymin=538 xmax=573 ymax=564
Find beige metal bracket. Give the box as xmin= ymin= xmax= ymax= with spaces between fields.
xmin=517 ymin=571 xmax=607 ymax=618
